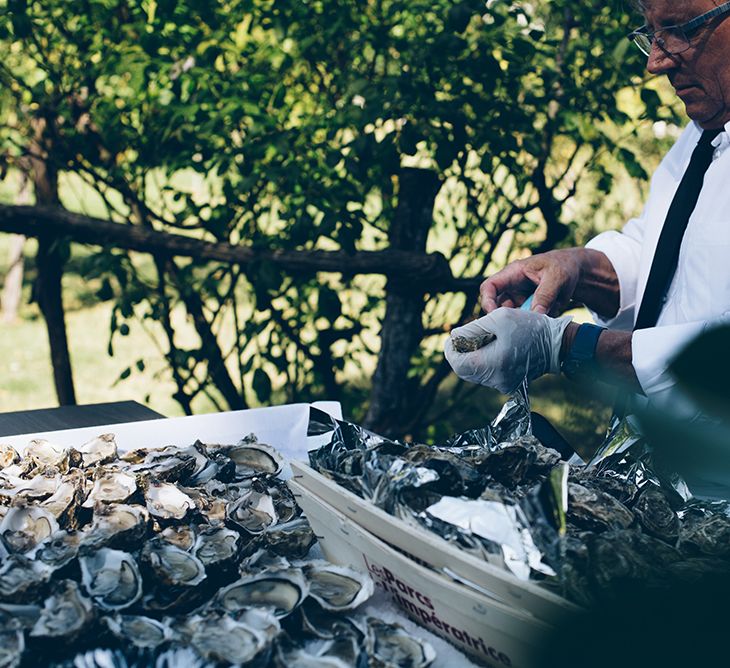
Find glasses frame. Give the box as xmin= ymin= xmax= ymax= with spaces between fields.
xmin=628 ymin=0 xmax=730 ymax=57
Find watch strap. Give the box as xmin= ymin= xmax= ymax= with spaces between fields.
xmin=561 ymin=323 xmax=605 ymax=380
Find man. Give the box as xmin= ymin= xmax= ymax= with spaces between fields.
xmin=446 ymin=0 xmax=730 ymax=424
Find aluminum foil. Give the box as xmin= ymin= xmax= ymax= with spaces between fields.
xmin=307 ymin=380 xmax=564 ymax=582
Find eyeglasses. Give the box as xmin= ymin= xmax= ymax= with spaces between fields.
xmin=628 ymin=0 xmax=730 ymax=57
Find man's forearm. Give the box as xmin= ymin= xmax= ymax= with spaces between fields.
xmin=561 ymin=322 xmax=642 ymax=392
xmin=572 ymin=249 xmax=621 ymax=320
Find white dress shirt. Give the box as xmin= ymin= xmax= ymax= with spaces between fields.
xmin=586 ymin=120 xmax=730 ymax=416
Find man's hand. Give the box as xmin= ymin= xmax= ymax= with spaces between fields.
xmin=444 ymin=307 xmax=572 ymax=394
xmin=479 ymin=248 xmax=620 ymax=319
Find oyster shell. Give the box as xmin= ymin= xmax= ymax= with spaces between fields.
xmin=193 ymin=526 xmax=240 ymax=570
xmin=0 ymin=505 xmax=59 ymax=553
xmin=86 ymin=504 xmax=149 ymax=550
xmin=0 ymin=555 xmax=51 ymax=603
xmin=216 ymin=568 xmax=309 ymax=618
xmin=140 ymin=537 xmax=206 ymax=587
xmin=180 ymin=612 xmax=269 ymax=665
xmin=29 ymin=530 xmax=84 ymax=571
xmin=0 ymin=603 xmax=41 ymax=632
xmin=104 ymin=614 xmax=170 ymax=649
xmin=633 ymin=486 xmax=680 ymax=544
xmin=30 ymin=580 xmax=94 ymax=640
xmin=265 ymin=518 xmax=316 ymax=559
xmin=567 ymin=482 xmax=634 ymax=532
xmin=304 ymin=562 xmax=374 ymax=612
xmin=144 ymin=480 xmax=195 ymax=521
xmin=24 ymin=440 xmax=68 ymax=471
xmin=159 ymin=524 xmax=196 ymax=551
xmin=366 ymin=618 xmax=436 ymax=668
xmin=82 ymin=470 xmax=136 ymax=508
xmin=0 ymin=444 xmax=19 ymax=470
xmin=218 ymin=439 xmax=283 ymax=479
xmin=40 ymin=470 xmax=86 ymax=527
xmin=0 ymin=630 xmax=24 ymax=668
xmin=74 ymin=434 xmax=117 ymax=468
xmin=680 ymin=513 xmax=730 ymax=558
xmin=79 ymin=548 xmax=143 ymax=611
xmin=226 ymin=484 xmax=278 ymax=534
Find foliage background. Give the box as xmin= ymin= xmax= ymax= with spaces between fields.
xmin=0 ymin=0 xmax=684 ymax=450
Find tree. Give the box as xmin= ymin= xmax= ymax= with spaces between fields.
xmin=0 ymin=0 xmax=681 ymax=435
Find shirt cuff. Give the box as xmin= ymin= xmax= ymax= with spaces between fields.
xmin=585 ymin=231 xmax=640 ymax=330
xmin=631 ymin=320 xmax=707 ymax=417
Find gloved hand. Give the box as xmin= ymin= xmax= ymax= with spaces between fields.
xmin=444 ymin=307 xmax=572 ymax=394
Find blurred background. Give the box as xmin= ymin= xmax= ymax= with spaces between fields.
xmin=0 ymin=0 xmax=686 ymax=456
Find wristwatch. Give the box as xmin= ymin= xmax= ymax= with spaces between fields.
xmin=561 ymin=323 xmax=606 ymax=380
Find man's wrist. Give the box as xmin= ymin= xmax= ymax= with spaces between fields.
xmin=560 ymin=321 xmax=580 ymax=363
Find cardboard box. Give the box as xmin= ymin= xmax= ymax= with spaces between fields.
xmin=290 ymin=476 xmax=555 ymax=668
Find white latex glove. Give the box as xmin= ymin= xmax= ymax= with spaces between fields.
xmin=444 ymin=307 xmax=572 ymax=394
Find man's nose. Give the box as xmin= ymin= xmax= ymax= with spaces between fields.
xmin=646 ymin=40 xmax=676 ymax=74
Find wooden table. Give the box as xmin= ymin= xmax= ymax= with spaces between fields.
xmin=0 ymin=401 xmax=164 ymax=437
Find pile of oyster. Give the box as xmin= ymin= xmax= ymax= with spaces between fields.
xmin=0 ymin=434 xmax=435 ymax=667
xmin=308 ymin=408 xmax=730 ymax=607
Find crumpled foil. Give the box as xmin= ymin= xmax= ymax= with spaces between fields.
xmin=308 ymin=380 xmax=566 ymax=581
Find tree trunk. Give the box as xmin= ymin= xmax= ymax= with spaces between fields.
xmin=364 ymin=168 xmax=441 ymax=436
xmin=29 ymin=119 xmax=76 ymax=405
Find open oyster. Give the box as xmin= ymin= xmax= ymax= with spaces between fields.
xmin=82 ymin=470 xmax=137 ymax=508
xmin=103 ymin=614 xmax=170 ymax=650
xmin=226 ymin=484 xmax=278 ymax=534
xmin=304 ymin=562 xmax=374 ymax=612
xmin=366 ymin=618 xmax=436 ymax=668
xmin=140 ymin=537 xmax=207 ymax=588
xmin=79 ymin=548 xmax=142 ymax=611
xmin=216 ymin=568 xmax=309 ymax=618
xmin=144 ymin=480 xmax=195 ymax=521
xmin=0 ymin=505 xmax=59 ymax=554
xmin=30 ymin=580 xmax=94 ymax=640
xmin=73 ymin=434 xmax=117 ymax=468
xmin=216 ymin=439 xmax=283 ymax=479
xmin=179 ymin=612 xmax=270 ymax=665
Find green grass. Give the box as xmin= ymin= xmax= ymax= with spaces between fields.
xmin=0 ymin=300 xmax=218 ymax=416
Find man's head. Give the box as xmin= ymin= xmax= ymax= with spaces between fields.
xmin=640 ymin=0 xmax=730 ymax=128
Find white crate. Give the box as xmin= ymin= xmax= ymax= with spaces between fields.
xmin=290 ymin=477 xmax=555 ymax=668
xmin=290 ymin=462 xmax=575 ymax=624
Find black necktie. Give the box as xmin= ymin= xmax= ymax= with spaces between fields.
xmin=634 ymin=128 xmax=721 ymax=331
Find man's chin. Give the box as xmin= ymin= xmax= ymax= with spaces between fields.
xmin=684 ymin=101 xmax=728 ymax=129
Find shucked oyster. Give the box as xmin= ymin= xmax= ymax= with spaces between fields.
xmin=226 ymin=484 xmax=278 ymax=534
xmin=73 ymin=434 xmax=117 ymax=468
xmin=79 ymin=548 xmax=143 ymax=611
xmin=0 ymin=505 xmax=59 ymax=554
xmin=140 ymin=538 xmax=206 ymax=588
xmin=24 ymin=440 xmax=68 ymax=471
xmin=0 ymin=555 xmax=51 ymax=603
xmin=144 ymin=480 xmax=195 ymax=521
xmin=216 ymin=568 xmax=309 ymax=618
xmin=193 ymin=526 xmax=241 ymax=570
xmin=86 ymin=503 xmax=149 ymax=550
xmin=215 ymin=438 xmax=283 ymax=479
xmin=366 ymin=618 xmax=436 ymax=668
xmin=82 ymin=470 xmax=137 ymax=508
xmin=0 ymin=444 xmax=19 ymax=470
xmin=178 ymin=612 xmax=269 ymax=665
xmin=303 ymin=562 xmax=374 ymax=612
xmin=265 ymin=518 xmax=316 ymax=559
xmin=30 ymin=580 xmax=94 ymax=641
xmin=104 ymin=614 xmax=170 ymax=650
